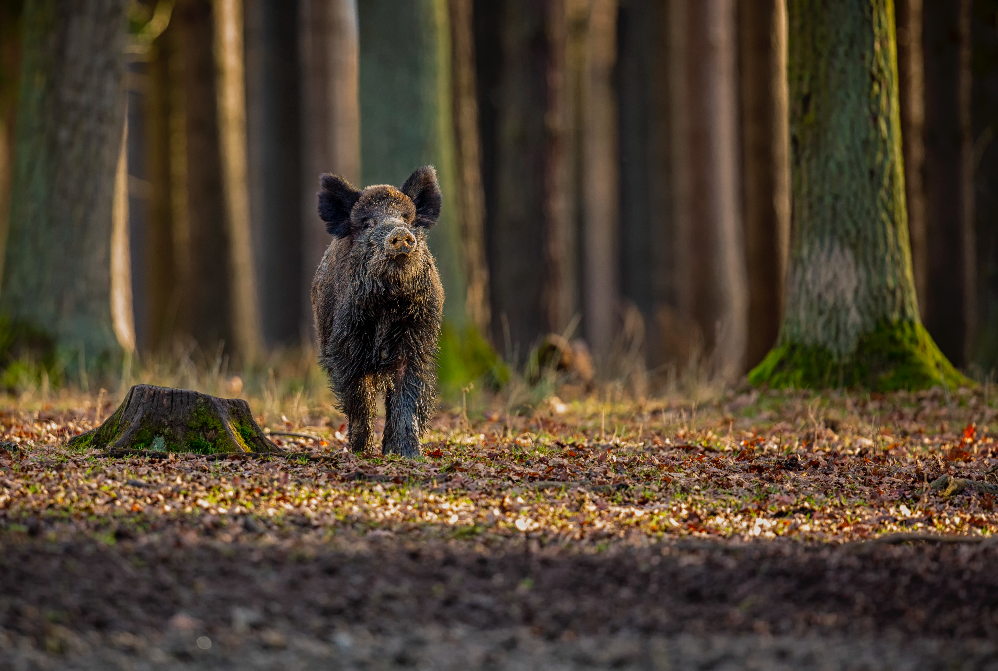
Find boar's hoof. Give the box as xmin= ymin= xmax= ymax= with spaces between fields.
xmin=382 ymin=435 xmax=420 ymax=459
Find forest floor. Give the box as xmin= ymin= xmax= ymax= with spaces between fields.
xmin=3 ymin=382 xmax=998 ymax=669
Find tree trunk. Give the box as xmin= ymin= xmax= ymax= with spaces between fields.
xmin=359 ymin=0 xmax=503 ymax=393
xmin=0 ymin=0 xmax=22 ymax=290
xmin=563 ymin=0 xmax=587 ymax=340
xmin=245 ymin=0 xmax=303 ymax=348
xmin=142 ymin=22 xmax=183 ymax=352
xmin=485 ymin=0 xmax=568 ymax=361
xmin=173 ymin=0 xmax=231 ymax=350
xmin=213 ymin=0 xmax=262 ymax=361
xmin=923 ymin=0 xmax=975 ymax=368
xmin=616 ymin=0 xmax=675 ymax=373
xmin=1 ymin=0 xmax=129 ymax=362
xmin=111 ymin=114 xmax=135 ymax=352
xmin=68 ymin=384 xmax=279 ymax=454
xmin=750 ymin=0 xmax=965 ymax=391
xmin=299 ymin=0 xmax=360 ymax=338
xmin=738 ymin=0 xmax=791 ymax=370
xmin=581 ymin=0 xmax=619 ymax=365
xmin=448 ymin=0 xmax=491 ymax=338
xmin=679 ymin=0 xmax=747 ymax=380
xmin=896 ymin=0 xmax=927 ymax=318
xmin=970 ymin=0 xmax=998 ymax=373
xmin=170 ymin=0 xmax=262 ymax=360
xmin=358 ymin=0 xmax=464 ymax=318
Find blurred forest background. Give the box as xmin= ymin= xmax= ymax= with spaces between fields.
xmin=0 ymin=0 xmax=996 ymax=401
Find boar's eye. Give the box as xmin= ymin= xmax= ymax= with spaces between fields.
xmin=362 ymin=217 xmax=374 ymax=229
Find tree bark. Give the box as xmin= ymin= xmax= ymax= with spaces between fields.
xmin=299 ymin=0 xmax=360 ymax=339
xmin=581 ymin=0 xmax=619 ymax=365
xmin=0 ymin=0 xmax=22 ymax=290
xmin=485 ymin=0 xmax=568 ymax=361
xmin=213 ymin=0 xmax=262 ymax=360
xmin=896 ymin=0 xmax=927 ymax=318
xmin=616 ymin=0 xmax=675 ymax=372
xmin=738 ymin=0 xmax=791 ymax=370
xmin=922 ymin=0 xmax=975 ymax=368
xmin=173 ymin=0 xmax=231 ymax=351
xmin=679 ymin=0 xmax=747 ymax=380
xmin=68 ymin=384 xmax=279 ymax=454
xmin=169 ymin=0 xmax=262 ymax=360
xmin=562 ymin=0 xmax=587 ymax=341
xmin=750 ymin=0 xmax=965 ymax=391
xmin=142 ymin=21 xmax=183 ymax=352
xmin=111 ymin=115 xmax=135 ymax=352
xmin=359 ymin=0 xmax=503 ymax=393
xmin=448 ymin=0 xmax=491 ymax=338
xmin=1 ymin=0 xmax=129 ymax=361
xmin=970 ymin=1 xmax=998 ymax=373
xmin=245 ymin=0 xmax=303 ymax=348
xmin=358 ymin=0 xmax=464 ymax=324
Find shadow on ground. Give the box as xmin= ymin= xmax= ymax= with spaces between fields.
xmin=1 ymin=533 xmax=997 ymax=669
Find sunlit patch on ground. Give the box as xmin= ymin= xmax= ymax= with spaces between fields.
xmin=2 ymin=385 xmax=997 ymax=547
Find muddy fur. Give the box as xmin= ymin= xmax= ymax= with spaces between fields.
xmin=311 ymin=166 xmax=444 ymax=457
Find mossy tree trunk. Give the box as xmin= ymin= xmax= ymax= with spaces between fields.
xmin=0 ymin=0 xmax=129 ymax=364
xmin=69 ymin=384 xmax=279 ymax=454
xmin=749 ymin=0 xmax=966 ymax=391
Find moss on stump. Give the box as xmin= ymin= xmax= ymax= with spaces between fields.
xmin=748 ymin=321 xmax=971 ymax=392
xmin=68 ymin=385 xmax=280 ymax=455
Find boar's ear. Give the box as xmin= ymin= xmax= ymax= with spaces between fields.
xmin=318 ymin=174 xmax=360 ymax=238
xmin=400 ymin=166 xmax=442 ymax=228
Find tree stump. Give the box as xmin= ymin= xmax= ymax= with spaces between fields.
xmin=68 ymin=385 xmax=280 ymax=455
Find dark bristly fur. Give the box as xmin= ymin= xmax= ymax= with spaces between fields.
xmin=312 ymin=166 xmax=444 ymax=457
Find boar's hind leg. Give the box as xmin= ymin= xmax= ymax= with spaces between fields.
xmin=383 ymin=364 xmax=427 ymax=458
xmin=343 ymin=375 xmax=377 ymax=453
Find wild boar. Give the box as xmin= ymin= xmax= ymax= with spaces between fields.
xmin=311 ymin=166 xmax=444 ymax=457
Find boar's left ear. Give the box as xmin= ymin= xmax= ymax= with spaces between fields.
xmin=318 ymin=173 xmax=360 ymax=238
xmin=400 ymin=166 xmax=442 ymax=228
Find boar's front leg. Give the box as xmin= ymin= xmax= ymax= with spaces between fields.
xmin=382 ymin=361 xmax=430 ymax=458
xmin=343 ymin=375 xmax=377 ymax=453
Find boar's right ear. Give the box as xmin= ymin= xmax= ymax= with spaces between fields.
xmin=318 ymin=174 xmax=360 ymax=238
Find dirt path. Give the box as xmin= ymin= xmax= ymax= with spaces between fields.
xmin=4 ymin=628 xmax=998 ymax=670
xmin=2 ymin=533 xmax=998 ymax=669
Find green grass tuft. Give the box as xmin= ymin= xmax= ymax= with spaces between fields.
xmin=437 ymin=322 xmax=510 ymax=398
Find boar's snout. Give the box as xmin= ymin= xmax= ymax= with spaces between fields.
xmin=385 ymin=226 xmax=416 ymax=257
